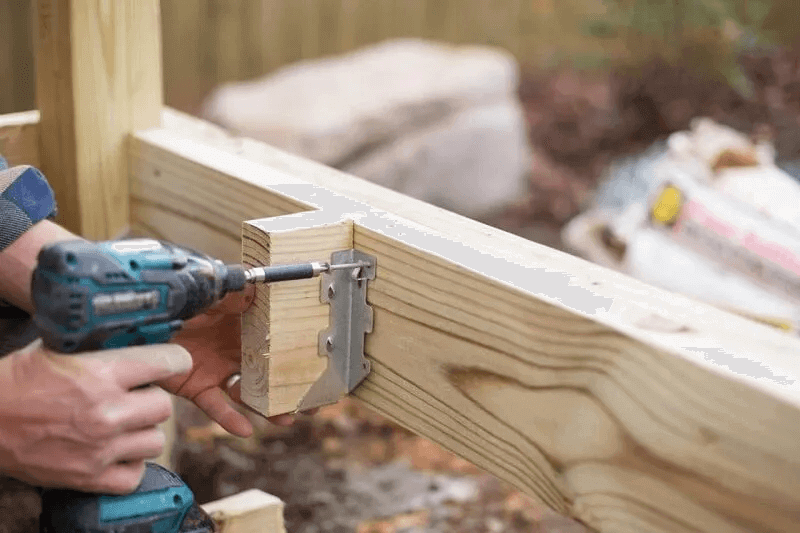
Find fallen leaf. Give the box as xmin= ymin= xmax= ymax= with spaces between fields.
xmin=322 ymin=437 xmax=345 ymax=456
xmin=356 ymin=510 xmax=430 ymax=533
xmin=503 ymin=491 xmax=545 ymax=523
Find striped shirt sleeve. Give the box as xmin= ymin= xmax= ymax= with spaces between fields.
xmin=0 ymin=155 xmax=59 ymax=251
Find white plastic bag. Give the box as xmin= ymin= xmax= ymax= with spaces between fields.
xmin=564 ymin=118 xmax=800 ymax=333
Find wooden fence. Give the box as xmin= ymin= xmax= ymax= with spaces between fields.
xmin=1 ymin=1 xmax=768 ymax=116
xmin=2 ymin=0 xmax=620 ymax=115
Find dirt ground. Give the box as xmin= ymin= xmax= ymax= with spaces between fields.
xmin=4 ymin=47 xmax=800 ymax=532
xmin=175 ymin=398 xmax=587 ymax=533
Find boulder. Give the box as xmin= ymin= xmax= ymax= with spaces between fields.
xmin=203 ymin=38 xmax=530 ymax=218
xmin=342 ymin=99 xmax=530 ymax=218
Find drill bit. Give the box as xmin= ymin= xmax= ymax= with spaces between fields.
xmin=244 ymin=261 xmax=369 ymax=284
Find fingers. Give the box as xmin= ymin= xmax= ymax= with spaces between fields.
xmin=227 ymin=379 xmax=311 ymax=426
xmin=101 ymin=386 xmax=173 ymax=432
xmin=192 ymin=387 xmax=253 ymax=438
xmin=110 ymin=428 xmax=166 ymax=464
xmin=90 ymin=460 xmax=147 ymax=495
xmin=267 ymin=414 xmax=296 ymax=426
xmin=105 ymin=345 xmax=193 ymax=390
xmin=226 ymin=377 xmax=242 ymax=404
xmin=225 ymin=378 xmax=290 ymax=425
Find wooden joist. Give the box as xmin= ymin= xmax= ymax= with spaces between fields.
xmin=129 ymin=109 xmax=800 ymax=533
xmin=35 ymin=0 xmax=163 ymax=239
xmin=0 ymin=110 xmax=40 ymax=167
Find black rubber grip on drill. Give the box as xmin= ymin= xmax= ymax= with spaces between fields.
xmin=260 ymin=263 xmax=315 ymax=282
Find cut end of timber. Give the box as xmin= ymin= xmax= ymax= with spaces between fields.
xmin=201 ymin=489 xmax=285 ymax=533
xmin=241 ymin=213 xmax=354 ymax=417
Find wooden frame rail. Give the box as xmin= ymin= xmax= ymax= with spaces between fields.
xmin=132 ymin=109 xmax=800 ymax=533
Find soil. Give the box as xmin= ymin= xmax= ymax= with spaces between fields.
xmin=175 ymin=398 xmax=587 ymax=533
xmin=4 ymin=47 xmax=800 ymax=533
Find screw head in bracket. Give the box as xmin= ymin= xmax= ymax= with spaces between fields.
xmin=325 ymin=336 xmax=334 ymax=352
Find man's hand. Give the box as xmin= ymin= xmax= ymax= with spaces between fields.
xmin=161 ymin=286 xmax=300 ymax=438
xmin=0 ymin=339 xmax=191 ymax=494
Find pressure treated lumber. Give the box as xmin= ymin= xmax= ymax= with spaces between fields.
xmin=242 ymin=213 xmax=353 ymax=414
xmin=130 ymin=115 xmax=800 ymax=533
xmin=36 ymin=0 xmax=163 ymax=239
xmin=201 ymin=489 xmax=285 ymax=533
xmin=0 ymin=111 xmax=40 ymax=167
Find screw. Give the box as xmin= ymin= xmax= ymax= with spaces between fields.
xmin=325 ymin=337 xmax=334 ymax=351
xmin=352 ymin=267 xmax=364 ymax=288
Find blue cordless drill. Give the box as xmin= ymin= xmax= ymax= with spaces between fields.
xmin=31 ymin=238 xmax=359 ymax=533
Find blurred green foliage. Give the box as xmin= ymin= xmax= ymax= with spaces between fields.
xmin=584 ymin=0 xmax=791 ymax=95
xmin=4 ymin=0 xmax=796 ymax=115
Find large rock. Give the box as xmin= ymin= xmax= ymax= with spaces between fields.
xmin=342 ymin=99 xmax=530 ymax=217
xmin=203 ymin=38 xmax=530 ymax=218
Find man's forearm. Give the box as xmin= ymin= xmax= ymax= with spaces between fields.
xmin=0 ymin=220 xmax=77 ymax=313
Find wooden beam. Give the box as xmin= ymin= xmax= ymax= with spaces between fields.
xmin=201 ymin=489 xmax=285 ymax=533
xmin=0 ymin=110 xmax=40 ymax=167
xmin=242 ymin=212 xmax=353 ymax=415
xmin=0 ymin=2 xmax=35 ymax=114
xmin=131 ymin=113 xmax=800 ymax=533
xmin=35 ymin=0 xmax=163 ymax=239
xmin=130 ymin=109 xmax=312 ymax=263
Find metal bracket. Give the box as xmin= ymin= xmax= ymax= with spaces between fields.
xmin=297 ymin=249 xmax=376 ymax=411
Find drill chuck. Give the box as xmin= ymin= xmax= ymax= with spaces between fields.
xmin=223 ymin=264 xmax=248 ymax=292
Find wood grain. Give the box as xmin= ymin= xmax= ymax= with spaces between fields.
xmin=0 ymin=1 xmax=35 ymax=114
xmin=201 ymin=489 xmax=285 ymax=533
xmin=0 ymin=111 xmax=40 ymax=167
xmin=130 ymin=116 xmax=312 ymax=262
xmin=131 ymin=115 xmax=800 ymax=533
xmin=35 ymin=0 xmax=162 ymax=239
xmin=352 ymin=223 xmax=800 ymax=532
xmin=242 ymin=212 xmax=352 ymax=415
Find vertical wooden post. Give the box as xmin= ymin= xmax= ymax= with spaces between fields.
xmin=35 ymin=0 xmax=163 ymax=239
xmin=0 ymin=1 xmax=35 ymax=114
